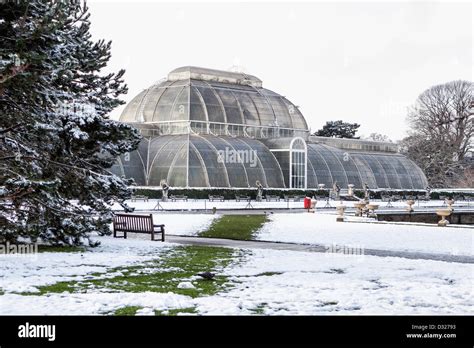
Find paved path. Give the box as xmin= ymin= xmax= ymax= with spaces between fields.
xmin=167 ymin=235 xmax=474 ymax=264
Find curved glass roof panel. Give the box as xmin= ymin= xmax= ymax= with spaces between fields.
xmin=282 ymin=97 xmax=307 ymax=129
xmin=189 ymin=86 xmax=207 ymax=122
xmin=312 ymin=144 xmax=349 ymax=187
xmin=306 ymin=158 xmax=318 ymax=188
xmin=203 ymin=136 xmax=249 ymax=187
xmin=120 ymin=90 xmax=146 ymax=123
xmin=148 ymin=139 xmax=186 ymax=186
xmin=305 ymin=144 xmax=428 ymax=190
xmin=169 ymin=86 xmax=189 ymax=122
xmin=232 ymin=90 xmax=261 ymax=126
xmin=188 ymin=143 xmax=208 ymax=187
xmin=238 ymin=138 xmax=285 ymax=188
xmin=247 ymin=92 xmax=276 ymax=127
xmin=398 ymin=156 xmax=428 ymax=189
xmin=307 ymin=145 xmax=334 ymax=188
xmin=194 ymin=84 xmax=224 ymax=124
xmin=351 ymin=155 xmax=378 ymax=189
xmin=373 ymin=155 xmax=402 ymax=189
xmin=142 ymin=84 xmax=168 ymax=122
xmin=190 ymin=136 xmax=229 ymax=187
xmin=214 ymin=88 xmax=243 ymax=125
xmin=223 ymin=137 xmax=267 ymax=187
xmin=357 ymin=154 xmax=389 ymax=188
xmin=111 ymin=152 xmax=146 ymax=186
xmin=166 ymin=144 xmax=188 ymax=187
xmin=389 ymin=156 xmax=413 ymax=189
xmin=266 ymin=96 xmax=293 ymax=128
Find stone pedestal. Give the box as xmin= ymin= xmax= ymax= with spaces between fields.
xmin=436 ymin=209 xmax=451 ymax=227
xmin=336 ymin=204 xmax=346 ymax=222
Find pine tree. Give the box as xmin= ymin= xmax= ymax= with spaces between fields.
xmin=314 ymin=120 xmax=360 ymax=139
xmin=0 ymin=1 xmax=141 ymax=245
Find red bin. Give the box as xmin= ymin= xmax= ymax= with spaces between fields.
xmin=303 ymin=197 xmax=311 ymax=209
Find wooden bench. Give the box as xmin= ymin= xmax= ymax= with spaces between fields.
xmin=417 ymin=195 xmax=430 ymax=201
xmin=265 ymin=195 xmax=280 ymax=202
xmin=113 ymin=213 xmax=165 ymax=241
xmin=284 ymin=195 xmax=304 ymax=202
xmin=170 ymin=195 xmax=188 ymax=202
xmin=209 ymin=195 xmax=225 ymax=202
xmin=130 ymin=195 xmax=149 ymax=202
xmin=339 ymin=188 xmax=349 ymax=196
xmin=235 ymin=195 xmax=251 ymax=202
xmin=381 ymin=195 xmax=391 ymax=202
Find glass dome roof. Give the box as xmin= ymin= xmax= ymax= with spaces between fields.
xmin=119 ymin=66 xmax=308 ymax=132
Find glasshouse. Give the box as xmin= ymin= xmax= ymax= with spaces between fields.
xmin=111 ymin=66 xmax=428 ymax=190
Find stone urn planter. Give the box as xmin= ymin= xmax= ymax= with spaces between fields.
xmin=366 ymin=203 xmax=379 ymax=218
xmin=436 ymin=209 xmax=452 ymax=227
xmin=353 ymin=201 xmax=366 ymax=217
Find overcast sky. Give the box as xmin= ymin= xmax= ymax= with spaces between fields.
xmin=88 ymin=1 xmax=472 ymax=141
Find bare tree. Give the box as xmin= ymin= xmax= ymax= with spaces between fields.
xmin=453 ymin=167 xmax=474 ymax=188
xmin=401 ymin=80 xmax=473 ymax=187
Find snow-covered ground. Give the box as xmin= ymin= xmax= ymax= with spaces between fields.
xmin=0 ymin=237 xmax=174 ymax=294
xmin=1 ymin=236 xmax=472 ymax=315
xmin=257 ymin=213 xmax=473 ymax=256
xmin=150 ymin=214 xmax=215 ymax=236
xmin=148 ymin=212 xmax=474 ymax=256
xmin=196 ymin=248 xmax=474 ymax=315
xmin=1 ymin=292 xmax=192 ymax=316
xmin=1 ymin=210 xmax=473 ymax=315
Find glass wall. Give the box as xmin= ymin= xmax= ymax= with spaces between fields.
xmin=111 ymin=135 xmax=428 ymax=190
xmin=307 ymin=143 xmax=428 ymax=190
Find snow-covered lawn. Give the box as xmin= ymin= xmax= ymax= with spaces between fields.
xmin=257 ymin=213 xmax=474 ymax=256
xmin=1 ymin=234 xmax=473 ymax=315
xmin=150 ymin=213 xmax=216 ymax=236
xmin=196 ymin=249 xmax=474 ymax=315
xmin=0 ymin=237 xmax=174 ymax=294
xmin=1 ymin=291 xmax=192 ymax=316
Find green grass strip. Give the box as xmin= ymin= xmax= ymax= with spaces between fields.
xmin=30 ymin=245 xmax=235 ymax=300
xmin=199 ymin=215 xmax=268 ymax=240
